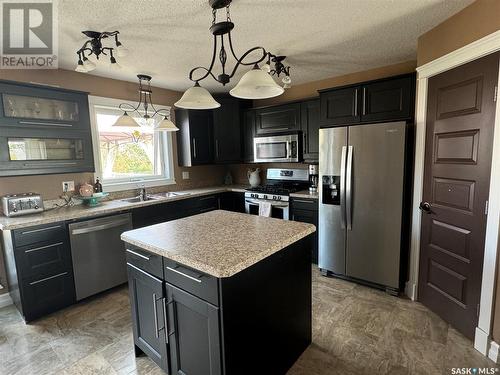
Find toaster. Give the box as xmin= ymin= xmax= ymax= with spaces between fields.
xmin=1 ymin=193 xmax=44 ymax=217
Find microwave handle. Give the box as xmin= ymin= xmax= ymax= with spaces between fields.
xmin=287 ymin=141 xmax=292 ymax=159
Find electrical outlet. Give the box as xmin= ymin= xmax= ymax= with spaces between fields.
xmin=62 ymin=181 xmax=75 ymax=192
xmin=182 ymin=171 xmax=190 ymax=180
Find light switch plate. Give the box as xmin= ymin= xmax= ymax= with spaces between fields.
xmin=182 ymin=171 xmax=190 ymax=180
xmin=62 ymin=181 xmax=75 ymax=192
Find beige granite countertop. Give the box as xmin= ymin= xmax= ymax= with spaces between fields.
xmin=0 ymin=185 xmax=249 ymax=230
xmin=121 ymin=210 xmax=316 ymax=278
xmin=290 ymin=190 xmax=319 ymax=200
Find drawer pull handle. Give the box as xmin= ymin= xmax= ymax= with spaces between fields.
xmin=19 ymin=120 xmax=74 ymax=127
xmin=25 ymin=242 xmax=64 ymax=253
xmin=166 ymin=266 xmax=202 ymax=283
xmin=21 ymin=225 xmax=62 ymax=235
xmin=29 ymin=272 xmax=67 ymax=285
xmin=126 ymin=249 xmax=151 ymax=261
xmin=153 ymin=293 xmax=159 ymax=339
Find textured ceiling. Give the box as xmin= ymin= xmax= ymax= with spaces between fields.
xmin=59 ymin=0 xmax=474 ymax=93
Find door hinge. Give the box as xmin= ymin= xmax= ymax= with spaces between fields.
xmin=485 ymin=200 xmax=489 ymax=216
xmin=477 ymin=303 xmax=481 ymax=317
xmin=495 ymin=86 xmax=498 ymax=102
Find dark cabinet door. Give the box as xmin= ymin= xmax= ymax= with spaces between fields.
xmin=291 ymin=199 xmax=319 ymax=264
xmin=127 ymin=264 xmax=169 ymax=372
xmin=189 ymin=110 xmax=214 ymax=165
xmin=255 ymin=103 xmax=301 ymax=135
xmin=300 ymin=99 xmax=320 ymax=162
xmin=213 ymin=98 xmax=242 ymax=163
xmin=242 ymin=109 xmax=255 ymax=162
xmin=319 ymin=86 xmax=361 ymax=126
xmin=166 ymin=283 xmax=221 ymax=375
xmin=219 ymin=192 xmax=245 ymax=213
xmin=360 ymin=75 xmax=414 ymax=122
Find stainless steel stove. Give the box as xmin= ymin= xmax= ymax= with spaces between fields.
xmin=244 ymin=168 xmax=309 ymax=219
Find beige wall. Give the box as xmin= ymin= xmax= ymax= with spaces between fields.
xmin=254 ymin=60 xmax=417 ymax=107
xmin=0 ymin=69 xmax=227 ymax=200
xmin=417 ymin=0 xmax=500 ymax=66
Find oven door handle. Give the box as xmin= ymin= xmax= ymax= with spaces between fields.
xmin=245 ymin=198 xmax=289 ymax=208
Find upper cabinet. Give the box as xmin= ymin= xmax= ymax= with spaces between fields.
xmin=319 ymin=74 xmax=415 ymax=127
xmin=254 ymin=102 xmax=301 ymax=135
xmin=0 ymin=81 xmax=90 ymax=131
xmin=242 ymin=109 xmax=256 ymax=162
xmin=213 ymin=97 xmax=247 ymax=164
xmin=319 ymin=86 xmax=361 ymax=126
xmin=0 ymin=80 xmax=94 ymax=177
xmin=176 ymin=109 xmax=214 ymax=166
xmin=300 ymin=99 xmax=320 ymax=162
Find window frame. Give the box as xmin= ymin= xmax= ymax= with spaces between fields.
xmin=88 ymin=95 xmax=175 ymax=192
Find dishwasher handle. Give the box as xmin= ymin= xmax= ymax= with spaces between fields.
xmin=70 ymin=218 xmax=131 ymax=235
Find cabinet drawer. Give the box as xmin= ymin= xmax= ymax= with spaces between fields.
xmin=21 ymin=271 xmax=75 ymax=321
xmin=13 ymin=222 xmax=67 ymax=247
xmin=196 ymin=195 xmax=219 ymax=213
xmin=15 ymin=240 xmax=72 ymax=279
xmin=164 ymin=259 xmax=219 ymax=306
xmin=291 ymin=198 xmax=318 ymax=211
xmin=126 ymin=246 xmax=163 ymax=279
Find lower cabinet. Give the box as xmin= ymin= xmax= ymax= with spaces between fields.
xmin=127 ymin=263 xmax=169 ymax=372
xmin=166 ymin=283 xmax=221 ymax=375
xmin=291 ymin=198 xmax=319 ymax=264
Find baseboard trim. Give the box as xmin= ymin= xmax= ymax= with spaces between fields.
xmin=405 ymin=281 xmax=417 ymax=301
xmin=488 ymin=341 xmax=500 ymax=363
xmin=0 ymin=293 xmax=12 ymax=309
xmin=475 ymin=327 xmax=490 ymax=355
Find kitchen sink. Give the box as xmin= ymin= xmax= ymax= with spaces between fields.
xmin=148 ymin=191 xmax=192 ymax=199
xmin=120 ymin=196 xmax=158 ymax=203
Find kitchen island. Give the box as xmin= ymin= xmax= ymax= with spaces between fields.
xmin=121 ymin=210 xmax=316 ymax=375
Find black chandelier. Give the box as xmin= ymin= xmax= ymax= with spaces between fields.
xmin=75 ymin=30 xmax=127 ymax=73
xmin=112 ymin=75 xmax=178 ymax=132
xmin=175 ymin=0 xmax=292 ymax=109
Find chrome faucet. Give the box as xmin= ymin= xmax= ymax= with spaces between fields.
xmin=139 ymin=184 xmax=147 ymax=201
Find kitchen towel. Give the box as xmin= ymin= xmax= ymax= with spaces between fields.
xmin=258 ymin=201 xmax=272 ymax=217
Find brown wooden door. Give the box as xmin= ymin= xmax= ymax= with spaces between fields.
xmin=418 ymin=52 xmax=499 ymax=339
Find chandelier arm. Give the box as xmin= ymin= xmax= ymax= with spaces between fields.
xmin=226 ymin=45 xmax=268 ymax=80
xmin=152 ymin=108 xmax=170 ymax=118
xmin=188 ymin=33 xmax=219 ymax=83
xmin=118 ymin=102 xmax=141 ymax=113
xmin=227 ymin=32 xmax=267 ymax=67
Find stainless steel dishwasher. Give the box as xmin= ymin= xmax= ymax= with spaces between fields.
xmin=69 ymin=212 xmax=132 ymax=300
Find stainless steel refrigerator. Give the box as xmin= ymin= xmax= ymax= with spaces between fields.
xmin=318 ymin=122 xmax=407 ymax=293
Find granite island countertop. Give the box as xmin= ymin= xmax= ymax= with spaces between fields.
xmin=121 ymin=210 xmax=316 ymax=278
xmin=0 ymin=185 xmax=248 ymax=231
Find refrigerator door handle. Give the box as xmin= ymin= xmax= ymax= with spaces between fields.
xmin=340 ymin=146 xmax=347 ymax=229
xmin=346 ymin=145 xmax=353 ymax=230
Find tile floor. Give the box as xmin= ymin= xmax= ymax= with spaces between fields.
xmin=0 ymin=268 xmax=496 ymax=375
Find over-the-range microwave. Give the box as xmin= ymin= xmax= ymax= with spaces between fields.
xmin=253 ymin=133 xmax=301 ymax=163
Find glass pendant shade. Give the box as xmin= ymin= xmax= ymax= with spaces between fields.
xmin=112 ymin=112 xmax=140 ymax=127
xmin=230 ymin=66 xmax=284 ymax=99
xmin=75 ymin=61 xmax=87 ymax=73
xmin=82 ymin=57 xmax=96 ymax=71
xmin=174 ymin=83 xmax=221 ymax=109
xmin=156 ymin=117 xmax=179 ymax=132
xmin=116 ymin=44 xmax=128 ymax=57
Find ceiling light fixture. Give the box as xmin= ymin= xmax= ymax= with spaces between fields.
xmin=75 ymin=30 xmax=127 ymax=73
xmin=175 ymin=0 xmax=291 ymax=109
xmin=113 ymin=75 xmax=178 ymax=132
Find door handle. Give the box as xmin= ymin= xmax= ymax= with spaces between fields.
xmin=70 ymin=218 xmax=130 ymax=235
xmin=153 ymin=293 xmax=160 ymax=339
xmin=340 ymin=146 xmax=347 ymax=229
xmin=419 ymin=202 xmax=432 ymax=214
xmin=346 ymin=145 xmax=353 ymax=230
xmin=192 ymin=138 xmax=197 ymax=159
xmin=162 ymin=297 xmax=170 ymax=343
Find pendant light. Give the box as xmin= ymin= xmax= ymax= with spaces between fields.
xmin=174 ymin=82 xmax=221 ymax=109
xmin=74 ymin=30 xmax=126 ymax=73
xmin=230 ymin=64 xmax=284 ymax=99
xmin=113 ymin=75 xmax=179 ymax=131
xmin=176 ymin=0 xmax=292 ymax=109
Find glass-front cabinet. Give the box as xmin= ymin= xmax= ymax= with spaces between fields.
xmin=0 ymin=80 xmax=94 ymax=176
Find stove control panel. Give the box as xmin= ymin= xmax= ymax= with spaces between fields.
xmin=245 ymin=192 xmax=289 ymax=202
